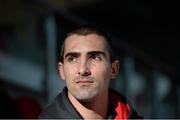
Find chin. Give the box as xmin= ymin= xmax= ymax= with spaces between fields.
xmin=75 ymin=93 xmax=97 ymax=103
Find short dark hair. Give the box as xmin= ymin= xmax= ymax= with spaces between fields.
xmin=59 ymin=25 xmax=116 ymax=63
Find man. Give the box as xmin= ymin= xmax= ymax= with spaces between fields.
xmin=39 ymin=25 xmax=142 ymax=119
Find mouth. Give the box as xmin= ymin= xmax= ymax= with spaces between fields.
xmin=77 ymin=80 xmax=93 ymax=83
xmin=75 ymin=77 xmax=94 ymax=86
xmin=76 ymin=79 xmax=94 ymax=86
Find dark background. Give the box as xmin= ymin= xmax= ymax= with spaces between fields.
xmin=0 ymin=0 xmax=179 ymax=118
xmin=67 ymin=0 xmax=179 ymax=76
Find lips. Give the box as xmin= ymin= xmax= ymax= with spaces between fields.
xmin=75 ymin=77 xmax=94 ymax=85
xmin=75 ymin=76 xmax=94 ymax=82
xmin=76 ymin=80 xmax=93 ymax=83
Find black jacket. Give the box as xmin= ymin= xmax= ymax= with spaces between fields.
xmin=39 ymin=87 xmax=143 ymax=119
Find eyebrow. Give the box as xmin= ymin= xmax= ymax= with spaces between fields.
xmin=87 ymin=51 xmax=106 ymax=58
xmin=64 ymin=52 xmax=80 ymax=59
xmin=64 ymin=51 xmax=107 ymax=59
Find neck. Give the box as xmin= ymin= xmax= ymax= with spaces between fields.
xmin=68 ymin=90 xmax=109 ymax=119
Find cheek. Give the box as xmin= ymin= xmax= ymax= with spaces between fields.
xmin=94 ymin=68 xmax=111 ymax=90
xmin=93 ymin=64 xmax=112 ymax=80
xmin=63 ymin=65 xmax=77 ymax=79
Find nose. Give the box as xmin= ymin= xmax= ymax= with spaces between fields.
xmin=78 ymin=58 xmax=91 ymax=76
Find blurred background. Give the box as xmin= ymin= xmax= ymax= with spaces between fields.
xmin=0 ymin=0 xmax=179 ymax=118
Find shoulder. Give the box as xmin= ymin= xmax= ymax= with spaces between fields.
xmin=39 ymin=87 xmax=81 ymax=119
xmin=38 ymin=93 xmax=62 ymax=118
xmin=38 ymin=88 xmax=68 ymax=119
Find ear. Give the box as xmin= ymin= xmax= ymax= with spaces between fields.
xmin=111 ymin=60 xmax=119 ymax=79
xmin=58 ymin=62 xmax=65 ymax=80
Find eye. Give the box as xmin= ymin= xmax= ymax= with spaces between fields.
xmin=67 ymin=56 xmax=77 ymax=62
xmin=91 ymin=54 xmax=102 ymax=61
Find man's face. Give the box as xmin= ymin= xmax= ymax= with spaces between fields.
xmin=59 ymin=34 xmax=118 ymax=102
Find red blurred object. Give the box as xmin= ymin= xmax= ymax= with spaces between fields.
xmin=15 ymin=97 xmax=42 ymax=119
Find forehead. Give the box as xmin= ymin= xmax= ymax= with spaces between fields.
xmin=64 ymin=34 xmax=109 ymax=53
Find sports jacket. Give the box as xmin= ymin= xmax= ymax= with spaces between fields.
xmin=39 ymin=87 xmax=143 ymax=119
